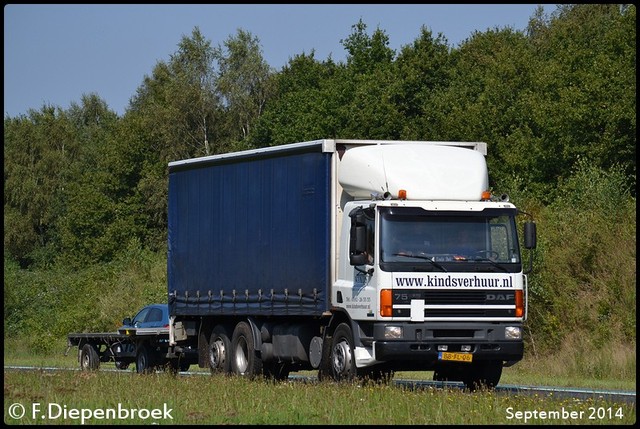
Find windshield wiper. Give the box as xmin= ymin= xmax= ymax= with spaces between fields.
xmin=468 ymin=256 xmax=510 ymax=273
xmin=392 ymin=253 xmax=448 ymax=272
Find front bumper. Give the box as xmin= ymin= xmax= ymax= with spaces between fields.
xmin=370 ymin=321 xmax=524 ymax=364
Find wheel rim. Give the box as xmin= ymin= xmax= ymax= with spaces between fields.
xmin=210 ymin=338 xmax=226 ymax=370
xmin=332 ymin=339 xmax=353 ymax=378
xmin=234 ymin=337 xmax=248 ymax=374
xmin=82 ymin=352 xmax=90 ymax=369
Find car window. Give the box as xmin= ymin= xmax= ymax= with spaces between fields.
xmin=146 ymin=307 xmax=164 ymax=324
xmin=132 ymin=307 xmax=151 ymax=325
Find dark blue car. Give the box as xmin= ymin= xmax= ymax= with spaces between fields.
xmin=115 ymin=304 xmax=191 ymax=372
xmin=120 ymin=303 xmax=169 ymax=331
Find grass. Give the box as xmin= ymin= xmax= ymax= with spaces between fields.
xmin=3 ymin=337 xmax=636 ymax=425
xmin=3 ymin=369 xmax=635 ymax=425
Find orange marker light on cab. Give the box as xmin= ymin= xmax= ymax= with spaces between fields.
xmin=380 ymin=289 xmax=393 ymax=317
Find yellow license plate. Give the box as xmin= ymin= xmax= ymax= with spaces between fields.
xmin=438 ymin=352 xmax=473 ymax=362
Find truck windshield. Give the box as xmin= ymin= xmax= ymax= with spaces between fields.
xmin=379 ymin=207 xmax=521 ymax=272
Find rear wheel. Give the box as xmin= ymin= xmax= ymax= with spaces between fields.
xmin=79 ymin=344 xmax=99 ymax=371
xmin=231 ymin=321 xmax=262 ymax=379
xmin=209 ymin=325 xmax=231 ymax=374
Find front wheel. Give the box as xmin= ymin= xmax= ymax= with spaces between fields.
xmin=330 ymin=323 xmax=357 ymax=382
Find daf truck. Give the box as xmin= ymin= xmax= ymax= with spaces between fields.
xmin=166 ymin=139 xmax=536 ymax=389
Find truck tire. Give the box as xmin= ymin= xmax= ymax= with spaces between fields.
xmin=136 ymin=345 xmax=155 ymax=374
xmin=209 ymin=325 xmax=231 ymax=374
xmin=463 ymin=360 xmax=503 ymax=391
xmin=79 ymin=344 xmax=99 ymax=371
xmin=231 ymin=321 xmax=262 ymax=379
xmin=330 ymin=323 xmax=357 ymax=382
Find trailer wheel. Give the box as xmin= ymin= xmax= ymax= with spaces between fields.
xmin=209 ymin=325 xmax=231 ymax=374
xmin=463 ymin=360 xmax=503 ymax=391
xmin=136 ymin=345 xmax=155 ymax=374
xmin=330 ymin=323 xmax=357 ymax=382
xmin=231 ymin=321 xmax=262 ymax=379
xmin=79 ymin=344 xmax=99 ymax=371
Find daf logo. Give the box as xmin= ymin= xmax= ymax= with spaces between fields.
xmin=486 ymin=293 xmax=514 ymax=301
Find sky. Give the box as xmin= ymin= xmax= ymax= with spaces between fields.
xmin=4 ymin=4 xmax=548 ymax=118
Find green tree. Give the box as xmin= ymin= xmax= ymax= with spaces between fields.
xmin=426 ymin=27 xmax=539 ymax=194
xmin=390 ymin=26 xmax=452 ymax=139
xmin=251 ymin=20 xmax=403 ymax=144
xmin=341 ymin=19 xmax=394 ymax=73
xmin=55 ymin=96 xmax=130 ymax=266
xmin=214 ymin=28 xmax=275 ymax=148
xmin=129 ymin=27 xmax=221 ymax=161
xmin=337 ymin=20 xmax=403 ymax=139
xmin=523 ymin=4 xmax=636 ymax=198
xmin=169 ymin=26 xmax=220 ymax=156
xmin=122 ymin=27 xmax=226 ymax=247
xmin=249 ymin=52 xmax=342 ymax=146
xmin=4 ymin=105 xmax=80 ymax=267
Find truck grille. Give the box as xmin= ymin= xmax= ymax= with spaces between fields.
xmin=391 ymin=289 xmax=517 ymax=318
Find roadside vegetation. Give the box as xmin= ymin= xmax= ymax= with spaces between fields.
xmin=3 ymin=369 xmax=636 ymax=425
xmin=3 ymin=3 xmax=636 ymax=397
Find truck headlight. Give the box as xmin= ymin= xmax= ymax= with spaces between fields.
xmin=505 ymin=326 xmax=522 ymax=340
xmin=384 ymin=326 xmax=403 ymax=339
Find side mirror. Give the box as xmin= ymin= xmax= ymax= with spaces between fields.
xmin=349 ymin=209 xmax=368 ymax=266
xmin=524 ymin=221 xmax=537 ymax=249
xmin=122 ymin=317 xmax=132 ymax=326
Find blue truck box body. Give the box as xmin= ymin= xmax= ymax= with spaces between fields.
xmin=167 ymin=143 xmax=331 ymax=317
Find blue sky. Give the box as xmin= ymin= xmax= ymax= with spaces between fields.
xmin=4 ymin=4 xmax=548 ymax=118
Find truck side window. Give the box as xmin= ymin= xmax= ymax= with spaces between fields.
xmin=365 ymin=216 xmax=374 ymax=263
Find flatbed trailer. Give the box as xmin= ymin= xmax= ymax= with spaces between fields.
xmin=66 ymin=328 xmax=196 ymax=373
